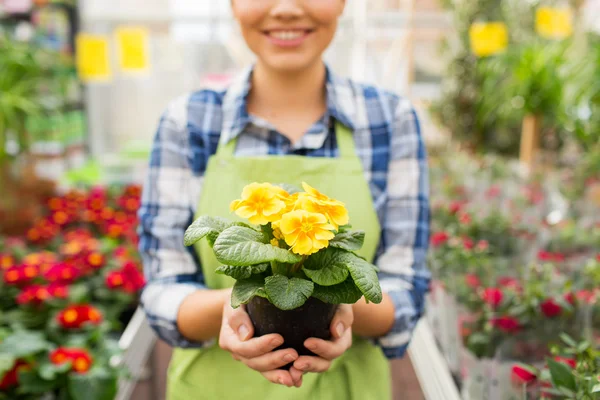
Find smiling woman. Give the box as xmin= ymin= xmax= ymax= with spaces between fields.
xmin=138 ymin=0 xmax=431 ymax=399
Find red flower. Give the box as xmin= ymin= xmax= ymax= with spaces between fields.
xmin=86 ymin=253 xmax=105 ymax=269
xmin=482 ymin=288 xmax=503 ymax=308
xmin=113 ymin=246 xmax=131 ymax=261
xmin=121 ymin=262 xmax=145 ymax=293
xmin=0 ymin=360 xmax=29 ymax=390
xmin=511 ymin=365 xmax=537 ymax=385
xmin=105 ymin=271 xmax=125 ymax=289
xmin=448 ymin=201 xmax=464 ymax=215
xmin=497 ymin=276 xmax=522 ymax=292
xmin=492 ymin=316 xmax=521 ymax=333
xmin=465 ymin=274 xmax=481 ymax=288
xmin=540 ymin=299 xmax=562 ymax=318
xmin=463 ymin=237 xmax=475 ymax=250
xmin=554 ymin=356 xmax=576 ymax=369
xmin=431 ymin=232 xmax=450 ymax=247
xmin=50 ymin=347 xmax=93 ymax=374
xmin=596 ymin=254 xmax=600 ymax=263
xmin=16 ymin=285 xmax=50 ymax=305
xmin=51 ymin=210 xmax=71 ymax=226
xmin=47 ymin=283 xmax=69 ymax=299
xmin=564 ymin=292 xmax=576 ymax=306
xmin=537 ymin=251 xmax=566 ymax=263
xmin=3 ymin=265 xmax=37 ymax=285
xmin=123 ymin=184 xmax=142 ymax=198
xmin=56 ymin=304 xmax=103 ymax=329
xmin=44 ymin=263 xmax=79 ymax=283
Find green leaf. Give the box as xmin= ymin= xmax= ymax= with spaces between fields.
xmin=184 ymin=216 xmax=233 ymax=247
xmin=312 ymin=278 xmax=363 ymax=304
xmin=216 ymin=263 xmax=269 ymax=280
xmin=68 ymin=368 xmax=117 ymax=400
xmin=345 ymin=254 xmax=382 ymax=304
xmin=0 ymin=331 xmax=51 ymax=357
xmin=559 ymin=333 xmax=577 ymax=348
xmin=0 ymin=354 xmax=16 ymax=376
xmin=214 ymin=226 xmax=301 ymax=266
xmin=547 ymin=358 xmax=577 ymax=392
xmin=264 ymin=275 xmax=314 ymax=310
xmin=231 ymin=276 xmax=266 ymax=308
xmin=18 ymin=370 xmax=56 ymax=394
xmin=591 ymin=384 xmax=600 ymax=393
xmin=576 ymin=341 xmax=590 ymax=353
xmin=329 ymin=231 xmax=365 ymax=251
xmin=302 ymin=248 xmax=350 ymax=286
xmin=39 ymin=361 xmax=71 ymax=381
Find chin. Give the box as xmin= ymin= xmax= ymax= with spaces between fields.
xmin=260 ymin=54 xmax=323 ymax=73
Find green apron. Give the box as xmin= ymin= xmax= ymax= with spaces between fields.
xmin=167 ymin=123 xmax=391 ymax=400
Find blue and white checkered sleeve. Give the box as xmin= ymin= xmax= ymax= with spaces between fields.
xmin=138 ymin=96 xmax=208 ymax=348
xmin=375 ymin=98 xmax=431 ymax=359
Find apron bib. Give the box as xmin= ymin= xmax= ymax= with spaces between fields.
xmin=167 ymin=123 xmax=391 ymax=400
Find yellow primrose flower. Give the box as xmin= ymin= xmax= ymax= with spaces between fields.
xmin=272 ymin=228 xmax=283 ymax=240
xmin=279 ymin=210 xmax=335 ymax=255
xmin=230 ymin=183 xmax=287 ymax=225
xmin=298 ymin=182 xmax=349 ymax=229
xmin=270 ymin=238 xmax=280 ymax=247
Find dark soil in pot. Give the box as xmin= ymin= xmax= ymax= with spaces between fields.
xmin=246 ymin=296 xmax=338 ymax=370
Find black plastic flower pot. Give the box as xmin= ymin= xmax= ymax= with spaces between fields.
xmin=246 ymin=296 xmax=338 ymax=370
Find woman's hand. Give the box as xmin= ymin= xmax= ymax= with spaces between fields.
xmin=219 ymin=300 xmax=301 ymax=387
xmin=289 ymin=304 xmax=354 ymax=385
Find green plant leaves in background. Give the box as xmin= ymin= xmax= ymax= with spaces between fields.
xmin=68 ymin=367 xmax=118 ymax=400
xmin=0 ymin=330 xmax=52 ymax=357
xmin=548 ymin=358 xmax=577 ymax=392
xmin=264 ymin=275 xmax=314 ymax=311
xmin=213 ymin=226 xmax=301 ymax=266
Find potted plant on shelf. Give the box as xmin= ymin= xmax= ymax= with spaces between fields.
xmin=184 ymin=182 xmax=382 ymax=366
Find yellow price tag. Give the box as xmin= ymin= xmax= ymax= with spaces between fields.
xmin=469 ymin=22 xmax=508 ymax=57
xmin=115 ymin=27 xmax=150 ymax=73
xmin=75 ymin=33 xmax=112 ymax=83
xmin=536 ymin=7 xmax=573 ymax=39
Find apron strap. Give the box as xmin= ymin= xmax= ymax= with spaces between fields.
xmin=216 ymin=121 xmax=357 ymax=159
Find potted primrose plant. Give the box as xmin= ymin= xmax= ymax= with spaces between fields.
xmin=184 ymin=182 xmax=382 ymax=368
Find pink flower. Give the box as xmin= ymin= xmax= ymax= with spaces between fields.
xmin=431 ymin=232 xmax=450 ymax=247
xmin=497 ymin=276 xmax=522 ymax=292
xmin=540 ymin=299 xmax=562 ymax=318
xmin=486 ymin=185 xmax=501 ymax=199
xmin=575 ymin=290 xmax=596 ymax=304
xmin=476 ymin=240 xmax=489 ymax=251
xmin=448 ymin=201 xmax=464 ymax=215
xmin=537 ymin=251 xmax=566 ymax=263
xmin=465 ymin=274 xmax=481 ymax=288
xmin=458 ymin=212 xmax=472 ymax=225
xmin=463 ymin=237 xmax=475 ymax=250
xmin=492 ymin=316 xmax=521 ymax=333
xmin=482 ymin=288 xmax=503 ymax=308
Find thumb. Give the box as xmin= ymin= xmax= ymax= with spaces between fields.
xmin=331 ymin=304 xmax=353 ymax=339
xmin=228 ymin=306 xmax=254 ymax=341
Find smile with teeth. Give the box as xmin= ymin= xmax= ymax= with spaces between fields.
xmin=268 ymin=31 xmax=309 ymax=40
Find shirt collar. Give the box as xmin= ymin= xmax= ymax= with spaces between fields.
xmin=220 ymin=64 xmax=357 ymax=144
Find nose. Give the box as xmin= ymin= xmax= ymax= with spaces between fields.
xmin=270 ymin=0 xmax=304 ymax=19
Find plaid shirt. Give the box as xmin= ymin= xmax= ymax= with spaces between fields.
xmin=138 ymin=66 xmax=431 ymax=359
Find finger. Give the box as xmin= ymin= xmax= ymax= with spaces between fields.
xmin=289 ymin=367 xmax=304 ymax=388
xmin=237 ymin=349 xmax=298 ymax=372
xmin=229 ymin=333 xmax=284 ymax=358
xmin=261 ymin=370 xmax=295 ymax=387
xmin=293 ymin=355 xmax=332 ymax=373
xmin=227 ymin=306 xmax=254 ymax=341
xmin=304 ymin=328 xmax=352 ymax=360
xmin=330 ymin=304 xmax=354 ymax=339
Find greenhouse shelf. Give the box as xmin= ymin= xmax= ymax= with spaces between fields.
xmin=408 ymin=320 xmax=461 ymax=400
xmin=115 ymin=307 xmax=157 ymax=400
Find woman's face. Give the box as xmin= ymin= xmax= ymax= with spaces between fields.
xmin=232 ymin=0 xmax=345 ymax=73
